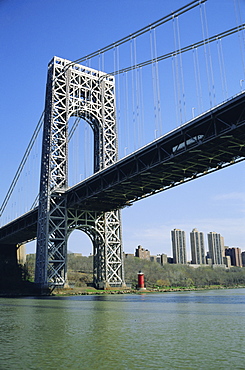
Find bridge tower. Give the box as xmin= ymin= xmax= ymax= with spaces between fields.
xmin=35 ymin=56 xmax=125 ymax=289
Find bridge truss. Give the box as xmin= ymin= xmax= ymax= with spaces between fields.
xmin=35 ymin=57 xmax=125 ymax=289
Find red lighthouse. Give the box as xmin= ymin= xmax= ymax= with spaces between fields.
xmin=137 ymin=271 xmax=146 ymax=290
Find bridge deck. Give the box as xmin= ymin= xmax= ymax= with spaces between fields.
xmin=67 ymin=91 xmax=245 ymax=210
xmin=1 ymin=92 xmax=245 ymax=245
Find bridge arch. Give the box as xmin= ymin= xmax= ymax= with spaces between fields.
xmin=67 ymin=229 xmax=93 ymax=256
xmin=67 ymin=209 xmax=107 ymax=288
xmin=68 ymin=116 xmax=95 ymax=184
xmin=67 ymin=210 xmax=104 ymax=246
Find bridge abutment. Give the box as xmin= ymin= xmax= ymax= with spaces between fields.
xmin=0 ymin=243 xmax=18 ymax=265
xmin=0 ymin=244 xmax=20 ymax=290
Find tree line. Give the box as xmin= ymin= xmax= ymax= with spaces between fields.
xmin=25 ymin=253 xmax=245 ymax=289
xmin=124 ymin=256 xmax=245 ymax=288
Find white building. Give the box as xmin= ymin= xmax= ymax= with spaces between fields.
xmin=190 ymin=228 xmax=206 ymax=264
xmin=207 ymin=232 xmax=225 ymax=265
xmin=171 ymin=229 xmax=187 ymax=264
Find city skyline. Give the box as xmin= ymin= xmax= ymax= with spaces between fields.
xmin=67 ymin=226 xmax=243 ymax=262
xmin=129 ymin=230 xmax=244 ymax=267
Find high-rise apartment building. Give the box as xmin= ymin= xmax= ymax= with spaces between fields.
xmin=207 ymin=232 xmax=225 ymax=265
xmin=171 ymin=229 xmax=187 ymax=264
xmin=225 ymin=247 xmax=242 ymax=267
xmin=190 ymin=228 xmax=206 ymax=264
xmin=17 ymin=243 xmax=26 ymax=265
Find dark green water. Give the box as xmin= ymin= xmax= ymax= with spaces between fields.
xmin=0 ymin=288 xmax=244 ymax=369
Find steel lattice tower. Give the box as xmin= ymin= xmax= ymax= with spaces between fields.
xmin=35 ymin=56 xmax=125 ymax=289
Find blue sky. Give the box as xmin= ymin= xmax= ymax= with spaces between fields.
xmin=0 ymin=0 xmax=245 ymax=259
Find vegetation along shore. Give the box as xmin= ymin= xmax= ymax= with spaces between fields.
xmin=27 ymin=253 xmax=245 ymax=295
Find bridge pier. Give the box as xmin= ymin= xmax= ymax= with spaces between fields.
xmin=0 ymin=243 xmax=18 ymax=264
xmin=0 ymin=244 xmax=20 ymax=289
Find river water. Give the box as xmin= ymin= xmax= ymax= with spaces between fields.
xmin=0 ymin=288 xmax=244 ymax=370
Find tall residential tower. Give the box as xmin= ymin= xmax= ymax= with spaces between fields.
xmin=207 ymin=232 xmax=225 ymax=265
xmin=190 ymin=228 xmax=206 ymax=264
xmin=171 ymin=229 xmax=187 ymax=264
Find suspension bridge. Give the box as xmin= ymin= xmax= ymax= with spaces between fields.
xmin=0 ymin=0 xmax=245 ymax=291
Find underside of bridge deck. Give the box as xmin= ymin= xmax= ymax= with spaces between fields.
xmin=67 ymin=92 xmax=245 ymax=212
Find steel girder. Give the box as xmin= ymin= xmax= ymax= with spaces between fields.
xmin=35 ymin=56 xmax=125 ymax=289
xmin=0 ymin=208 xmax=38 ymax=245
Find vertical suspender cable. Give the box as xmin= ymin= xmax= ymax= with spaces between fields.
xmin=176 ymin=16 xmax=186 ymax=122
xmin=233 ymin=0 xmax=245 ymax=84
xmin=172 ymin=53 xmax=179 ymax=127
xmin=83 ymin=68 xmax=88 ymax=178
xmin=84 ymin=119 xmax=88 ymax=178
xmin=150 ymin=27 xmax=157 ymax=136
xmin=217 ymin=37 xmax=228 ymax=100
xmin=153 ymin=28 xmax=162 ymax=137
xmin=135 ymin=52 xmax=141 ymax=147
xmin=114 ymin=45 xmax=121 ymax=157
xmin=139 ymin=67 xmax=145 ymax=145
xmin=192 ymin=47 xmax=203 ymax=114
xmin=76 ymin=114 xmax=80 ymax=184
xmin=75 ymin=111 xmax=79 ymax=185
xmin=150 ymin=28 xmax=162 ymax=138
xmin=130 ymin=38 xmax=137 ymax=151
xmin=69 ymin=1 xmax=208 ymax=69
xmin=133 ymin=38 xmax=141 ymax=149
xmin=173 ymin=15 xmax=182 ymax=124
xmin=125 ymin=71 xmax=129 ymax=156
xmin=99 ymin=51 xmax=105 ymax=72
xmin=193 ymin=47 xmax=199 ymax=114
xmin=205 ymin=5 xmax=216 ymax=106
xmin=136 ymin=66 xmax=143 ymax=146
xmin=200 ymin=2 xmax=211 ymax=107
xmin=200 ymin=1 xmax=216 ymax=107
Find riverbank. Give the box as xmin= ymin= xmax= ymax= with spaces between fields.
xmin=1 ymin=284 xmax=244 ymax=298
xmin=1 ymin=284 xmax=244 ymax=299
xmin=52 ymin=284 xmax=245 ymax=296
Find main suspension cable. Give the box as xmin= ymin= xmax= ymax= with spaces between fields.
xmin=65 ymin=0 xmax=207 ymax=71
xmin=100 ymin=24 xmax=245 ymax=79
xmin=0 ymin=112 xmax=44 ymax=217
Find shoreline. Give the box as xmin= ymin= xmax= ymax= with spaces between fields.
xmin=1 ymin=284 xmax=245 ymax=298
xmin=51 ymin=284 xmax=245 ymax=297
